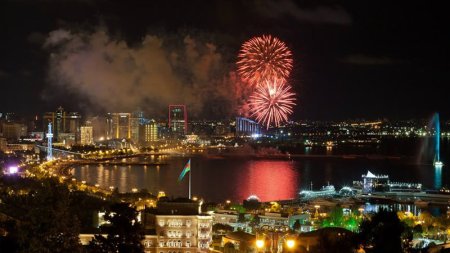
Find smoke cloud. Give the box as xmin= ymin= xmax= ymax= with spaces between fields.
xmin=45 ymin=28 xmax=250 ymax=118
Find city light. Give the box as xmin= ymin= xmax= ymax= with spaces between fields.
xmin=8 ymin=166 xmax=18 ymax=174
xmin=256 ymin=239 xmax=265 ymax=249
xmin=286 ymin=239 xmax=295 ymax=249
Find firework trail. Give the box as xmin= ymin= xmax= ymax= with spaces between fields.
xmin=249 ymin=78 xmax=296 ymax=129
xmin=237 ymin=35 xmax=293 ymax=85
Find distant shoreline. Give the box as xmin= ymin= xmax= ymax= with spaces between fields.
xmin=200 ymin=152 xmax=406 ymax=161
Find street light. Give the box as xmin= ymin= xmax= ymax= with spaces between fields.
xmin=278 ymin=233 xmax=297 ymax=253
xmin=256 ymin=239 xmax=265 ymax=249
xmin=286 ymin=239 xmax=295 ymax=249
xmin=358 ymin=207 xmax=364 ymax=218
xmin=314 ymin=205 xmax=320 ymax=219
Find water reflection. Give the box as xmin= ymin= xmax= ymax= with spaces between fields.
xmin=434 ymin=164 xmax=442 ymax=189
xmin=71 ymin=154 xmax=449 ymax=202
xmin=236 ymin=160 xmax=299 ymax=202
xmin=365 ymin=203 xmax=421 ymax=216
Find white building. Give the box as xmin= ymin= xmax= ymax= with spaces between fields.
xmin=154 ymin=214 xmax=212 ymax=253
xmin=81 ymin=200 xmax=212 ymax=253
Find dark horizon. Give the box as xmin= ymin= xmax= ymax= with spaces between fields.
xmin=1 ymin=0 xmax=449 ymax=120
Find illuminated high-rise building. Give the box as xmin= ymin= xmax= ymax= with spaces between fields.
xmin=43 ymin=107 xmax=81 ymax=143
xmin=106 ymin=113 xmax=131 ymax=140
xmin=131 ymin=111 xmax=144 ymax=144
xmin=1 ymin=122 xmax=27 ymax=140
xmin=80 ymin=121 xmax=94 ymax=145
xmin=55 ymin=106 xmax=65 ymax=139
xmin=0 ymin=137 xmax=7 ymax=152
xmin=168 ymin=105 xmax=187 ymax=137
xmin=235 ymin=117 xmax=261 ymax=137
xmin=140 ymin=120 xmax=158 ymax=144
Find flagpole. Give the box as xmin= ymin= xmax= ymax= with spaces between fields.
xmin=189 ymin=168 xmax=191 ymax=199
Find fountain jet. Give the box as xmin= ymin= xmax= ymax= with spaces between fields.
xmin=433 ymin=113 xmax=443 ymax=167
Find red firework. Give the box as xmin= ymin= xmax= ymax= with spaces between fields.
xmin=249 ymin=79 xmax=296 ymax=129
xmin=237 ymin=35 xmax=293 ymax=85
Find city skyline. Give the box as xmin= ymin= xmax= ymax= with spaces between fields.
xmin=1 ymin=1 xmax=449 ymax=120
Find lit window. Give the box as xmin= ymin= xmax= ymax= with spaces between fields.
xmin=144 ymin=240 xmax=153 ymax=248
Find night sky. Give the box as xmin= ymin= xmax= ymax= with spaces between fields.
xmin=0 ymin=0 xmax=449 ymax=120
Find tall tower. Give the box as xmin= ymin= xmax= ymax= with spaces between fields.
xmin=105 ymin=113 xmax=131 ymax=140
xmin=46 ymin=122 xmax=53 ymax=161
xmin=141 ymin=119 xmax=158 ymax=143
xmin=168 ymin=105 xmax=187 ymax=136
xmin=80 ymin=121 xmax=94 ymax=145
xmin=55 ymin=106 xmax=65 ymax=141
xmin=130 ymin=111 xmax=143 ymax=143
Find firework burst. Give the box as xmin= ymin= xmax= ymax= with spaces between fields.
xmin=237 ymin=35 xmax=293 ymax=85
xmin=249 ymin=78 xmax=296 ymax=129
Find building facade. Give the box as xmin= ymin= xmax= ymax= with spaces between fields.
xmin=169 ymin=105 xmax=187 ymax=137
xmin=155 ymin=214 xmax=212 ymax=253
xmin=1 ymin=122 xmax=27 ymax=140
xmin=106 ymin=113 xmax=131 ymax=140
xmin=81 ymin=200 xmax=212 ymax=253
xmin=131 ymin=111 xmax=144 ymax=144
xmin=362 ymin=171 xmax=389 ymax=193
xmin=235 ymin=117 xmax=261 ymax=137
xmin=80 ymin=124 xmax=94 ymax=145
xmin=43 ymin=107 xmax=81 ymax=143
xmin=140 ymin=120 xmax=158 ymax=144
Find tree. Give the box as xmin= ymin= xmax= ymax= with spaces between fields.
xmin=243 ymin=198 xmax=260 ymax=211
xmin=1 ymin=178 xmax=81 ymax=253
xmin=213 ymin=223 xmax=234 ymax=235
xmin=88 ymin=203 xmax=144 ymax=253
xmin=292 ymin=220 xmax=301 ymax=231
xmin=249 ymin=214 xmax=260 ymax=228
xmin=316 ymin=228 xmax=356 ymax=253
xmin=224 ymin=242 xmax=236 ymax=253
xmin=359 ymin=209 xmax=404 ymax=253
xmin=322 ymin=206 xmax=344 ymax=228
xmin=238 ymin=213 xmax=247 ymax=223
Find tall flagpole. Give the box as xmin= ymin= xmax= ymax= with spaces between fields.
xmin=189 ymin=168 xmax=191 ymax=199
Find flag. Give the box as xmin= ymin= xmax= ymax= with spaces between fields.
xmin=178 ymin=159 xmax=191 ymax=182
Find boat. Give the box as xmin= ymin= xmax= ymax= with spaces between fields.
xmin=299 ymin=185 xmax=336 ymax=199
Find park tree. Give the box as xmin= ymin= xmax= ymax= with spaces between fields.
xmin=1 ymin=178 xmax=81 ymax=253
xmin=213 ymin=223 xmax=234 ymax=235
xmin=249 ymin=214 xmax=261 ymax=228
xmin=238 ymin=213 xmax=247 ymax=223
xmin=88 ymin=203 xmax=144 ymax=253
xmin=322 ymin=206 xmax=344 ymax=228
xmin=359 ymin=209 xmax=405 ymax=253
xmin=292 ymin=220 xmax=301 ymax=231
